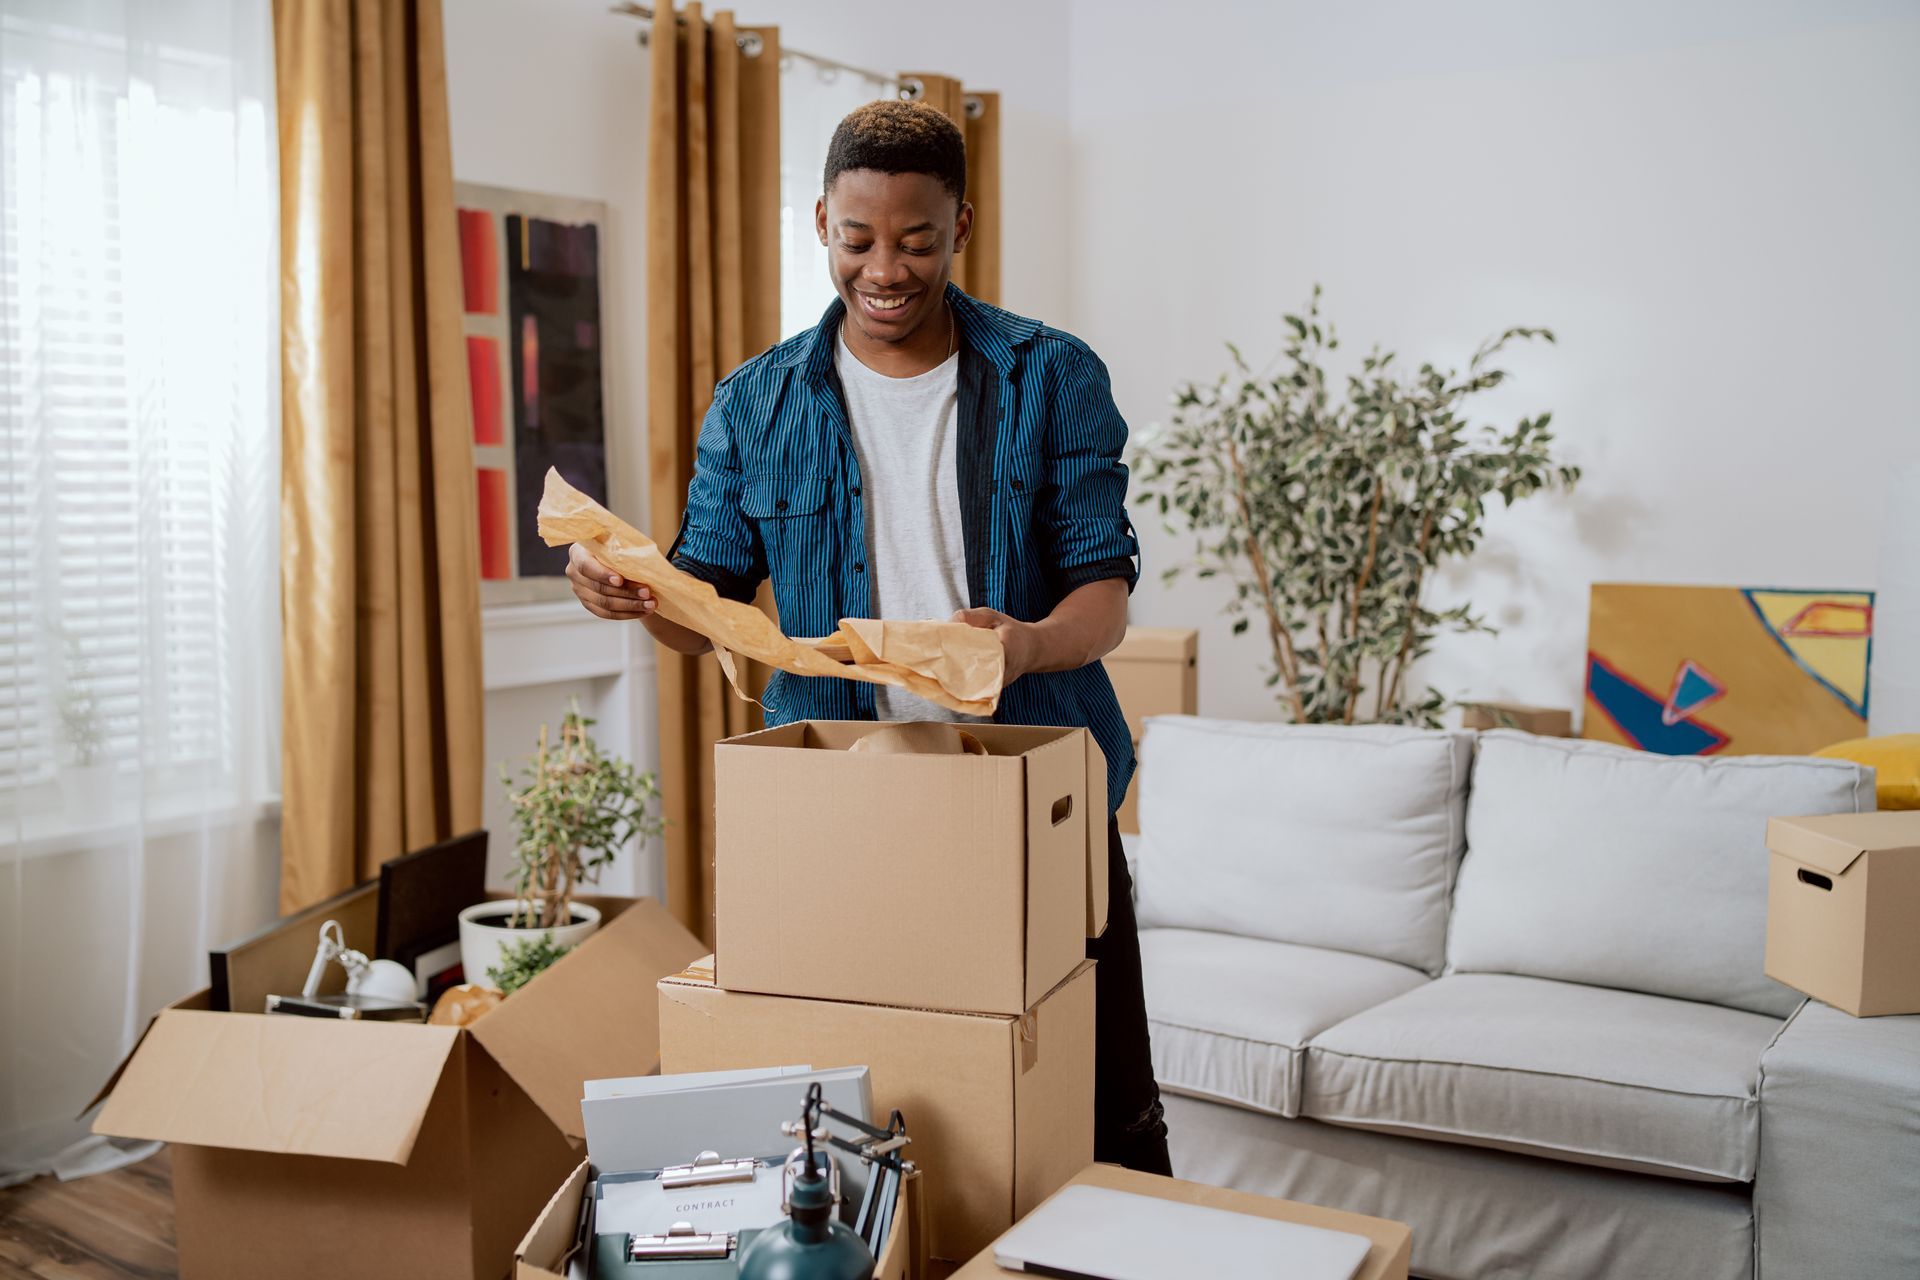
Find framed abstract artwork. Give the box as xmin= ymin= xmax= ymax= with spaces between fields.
xmin=456 ymin=183 xmax=610 ymax=602
xmin=1584 ymin=583 xmax=1874 ymax=756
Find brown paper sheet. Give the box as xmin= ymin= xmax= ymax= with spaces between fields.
xmin=536 ymin=468 xmax=1004 ymax=715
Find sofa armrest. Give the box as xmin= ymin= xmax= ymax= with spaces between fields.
xmin=1756 ymin=1000 xmax=1920 ymax=1279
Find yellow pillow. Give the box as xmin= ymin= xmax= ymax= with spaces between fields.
xmin=1814 ymin=734 xmax=1920 ymax=809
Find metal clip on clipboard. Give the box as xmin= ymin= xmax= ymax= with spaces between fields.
xmin=658 ymin=1151 xmax=760 ymax=1189
xmin=627 ymin=1223 xmax=735 ymax=1262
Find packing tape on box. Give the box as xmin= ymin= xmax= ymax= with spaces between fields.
xmin=538 ymin=468 xmax=1004 ymax=717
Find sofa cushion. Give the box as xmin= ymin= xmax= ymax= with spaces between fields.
xmin=1142 ymin=928 xmax=1428 ymax=1117
xmin=1134 ymin=718 xmax=1474 ymax=973
xmin=1302 ymin=973 xmax=1785 ymax=1182
xmin=1447 ymin=730 xmax=1872 ymax=1017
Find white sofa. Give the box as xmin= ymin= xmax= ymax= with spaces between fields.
xmin=1129 ymin=718 xmax=1920 ymax=1280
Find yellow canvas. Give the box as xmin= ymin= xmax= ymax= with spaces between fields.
xmin=1584 ymin=583 xmax=1872 ymax=756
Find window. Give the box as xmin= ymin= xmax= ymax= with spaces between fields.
xmin=0 ymin=1 xmax=277 ymax=830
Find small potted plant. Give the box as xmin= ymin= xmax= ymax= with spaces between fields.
xmin=458 ymin=702 xmax=664 ymax=992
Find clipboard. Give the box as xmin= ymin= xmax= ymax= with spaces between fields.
xmin=591 ymin=1151 xmax=799 ymax=1275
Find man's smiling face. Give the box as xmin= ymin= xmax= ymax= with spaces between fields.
xmin=817 ymin=168 xmax=972 ymax=348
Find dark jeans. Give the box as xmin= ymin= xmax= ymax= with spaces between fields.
xmin=1088 ymin=818 xmax=1172 ymax=1175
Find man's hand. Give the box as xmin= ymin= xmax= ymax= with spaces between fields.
xmin=951 ymin=579 xmax=1129 ymax=686
xmin=566 ymin=543 xmax=658 ymax=620
xmin=952 ymin=607 xmax=1041 ymax=685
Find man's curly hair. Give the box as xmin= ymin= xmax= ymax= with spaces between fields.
xmin=823 ymin=99 xmax=966 ymax=205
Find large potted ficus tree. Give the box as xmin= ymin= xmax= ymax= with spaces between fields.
xmin=458 ymin=702 xmax=664 ymax=993
xmin=1133 ymin=287 xmax=1579 ymax=726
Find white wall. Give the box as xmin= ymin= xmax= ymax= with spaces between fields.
xmin=441 ymin=0 xmax=1077 ymax=900
xmin=444 ymin=0 xmax=660 ymax=894
xmin=1066 ymin=0 xmax=1920 ymax=727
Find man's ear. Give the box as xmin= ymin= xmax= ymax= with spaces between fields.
xmin=815 ymin=195 xmax=829 ymax=247
xmin=952 ymin=201 xmax=974 ymax=255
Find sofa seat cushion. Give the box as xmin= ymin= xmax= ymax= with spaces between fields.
xmin=1302 ymin=974 xmax=1785 ymax=1182
xmin=1142 ymin=928 xmax=1429 ymax=1118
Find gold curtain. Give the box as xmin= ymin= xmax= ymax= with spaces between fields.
xmin=274 ymin=0 xmax=484 ymax=912
xmin=648 ymin=3 xmax=781 ymax=943
xmin=902 ymin=73 xmax=1002 ymax=305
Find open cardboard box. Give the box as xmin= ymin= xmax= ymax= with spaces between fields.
xmin=715 ymin=721 xmax=1107 ymax=1016
xmin=943 ymin=1162 xmax=1412 ymax=1280
xmin=1766 ymin=811 xmax=1920 ymax=1016
xmin=660 ymin=956 xmax=1095 ymax=1263
xmin=514 ymin=1159 xmax=927 ymax=1280
xmin=89 ymin=894 xmax=705 ymax=1280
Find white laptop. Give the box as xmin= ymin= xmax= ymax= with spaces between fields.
xmin=993 ymin=1184 xmax=1374 ymax=1280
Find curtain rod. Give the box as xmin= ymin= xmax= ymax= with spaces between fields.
xmin=609 ymin=2 xmax=984 ymax=116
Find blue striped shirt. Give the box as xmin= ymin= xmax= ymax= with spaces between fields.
xmin=668 ymin=284 xmax=1141 ymax=811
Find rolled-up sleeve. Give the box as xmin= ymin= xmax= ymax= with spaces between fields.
xmin=667 ymin=378 xmax=765 ymax=603
xmin=1040 ymin=342 xmax=1141 ymax=595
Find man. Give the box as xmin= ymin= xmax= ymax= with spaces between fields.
xmin=567 ymin=100 xmax=1170 ymax=1174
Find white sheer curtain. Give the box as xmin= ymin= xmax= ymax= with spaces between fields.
xmin=778 ymin=55 xmax=897 ymax=340
xmin=0 ymin=0 xmax=280 ymax=1179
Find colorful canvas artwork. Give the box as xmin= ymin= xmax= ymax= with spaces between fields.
xmin=455 ymin=184 xmax=609 ymax=596
xmin=1584 ymin=584 xmax=1874 ymax=756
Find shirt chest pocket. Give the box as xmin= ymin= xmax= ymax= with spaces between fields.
xmin=743 ymin=474 xmax=832 ymax=586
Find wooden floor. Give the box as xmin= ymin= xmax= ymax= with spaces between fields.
xmin=0 ymin=1148 xmax=175 ymax=1280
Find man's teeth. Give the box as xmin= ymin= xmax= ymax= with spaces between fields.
xmin=865 ymin=294 xmax=909 ymax=311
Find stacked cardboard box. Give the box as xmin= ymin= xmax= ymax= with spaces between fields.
xmin=658 ymin=720 xmax=1109 ymax=1264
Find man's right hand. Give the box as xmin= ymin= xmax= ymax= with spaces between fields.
xmin=567 ymin=543 xmax=658 ymax=620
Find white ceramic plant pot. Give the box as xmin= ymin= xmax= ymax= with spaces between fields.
xmin=457 ymin=900 xmax=601 ymax=991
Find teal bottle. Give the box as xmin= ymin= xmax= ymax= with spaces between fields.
xmin=736 ymin=1164 xmax=875 ymax=1280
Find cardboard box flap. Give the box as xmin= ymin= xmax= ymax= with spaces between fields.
xmin=515 ymin=1159 xmax=593 ymax=1279
xmin=81 ymin=988 xmax=212 ymax=1118
xmin=1084 ymin=732 xmax=1109 ymax=937
xmin=91 ymin=1009 xmax=460 ymax=1164
xmin=470 ymin=897 xmax=705 ymax=1143
xmin=1766 ymin=814 xmax=1907 ymax=876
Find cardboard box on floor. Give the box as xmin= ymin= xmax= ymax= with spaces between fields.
xmin=1766 ymin=811 xmax=1920 ymax=1016
xmin=89 ymin=894 xmax=705 ymax=1280
xmin=659 ymin=957 xmax=1095 ymax=1262
xmin=1459 ymin=701 xmax=1575 ymax=737
xmin=1104 ymin=627 xmax=1198 ymax=836
xmin=944 ymin=1163 xmax=1412 ymax=1280
xmin=514 ymin=1160 xmax=928 ymax=1280
xmin=715 ymin=720 xmax=1107 ymax=1015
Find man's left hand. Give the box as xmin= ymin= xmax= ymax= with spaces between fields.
xmin=952 ymin=607 xmax=1039 ymax=685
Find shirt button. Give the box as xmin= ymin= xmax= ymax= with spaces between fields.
xmin=1011 ymin=479 xmax=1025 ymax=491
xmin=775 ymin=499 xmax=789 ymax=511
xmin=854 ymin=562 xmax=866 ymax=574
xmin=851 ymin=486 xmax=862 ymax=497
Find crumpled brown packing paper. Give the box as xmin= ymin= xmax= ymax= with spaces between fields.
xmin=536 ymin=468 xmax=1004 ymax=715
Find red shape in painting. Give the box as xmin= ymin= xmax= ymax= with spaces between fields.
xmin=466 ymin=336 xmax=502 ymax=445
xmin=476 ymin=467 xmax=510 ymax=580
xmin=458 ymin=208 xmax=498 ymax=314
xmin=521 ymin=313 xmax=540 ymax=430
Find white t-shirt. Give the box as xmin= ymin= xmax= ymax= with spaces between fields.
xmin=835 ymin=328 xmax=984 ymax=723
